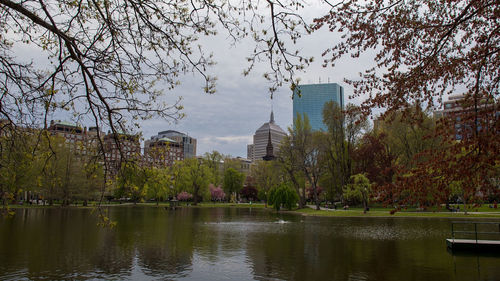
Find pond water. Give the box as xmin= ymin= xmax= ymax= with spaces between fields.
xmin=0 ymin=206 xmax=499 ymax=280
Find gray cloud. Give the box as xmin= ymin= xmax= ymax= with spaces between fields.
xmin=140 ymin=3 xmax=374 ymax=157
xmin=11 ymin=1 xmax=375 ymax=158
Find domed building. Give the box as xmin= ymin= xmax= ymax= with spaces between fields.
xmin=247 ymin=111 xmax=287 ymax=162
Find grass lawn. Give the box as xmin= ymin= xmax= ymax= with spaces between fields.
xmin=6 ymin=202 xmax=500 ymax=219
xmin=295 ymin=207 xmax=500 ymax=218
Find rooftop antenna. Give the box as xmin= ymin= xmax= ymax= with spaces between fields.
xmin=270 ymin=100 xmax=275 ymax=123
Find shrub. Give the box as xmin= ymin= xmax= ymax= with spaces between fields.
xmin=268 ymin=183 xmax=299 ymax=211
xmin=209 ymin=184 xmax=225 ymax=202
xmin=177 ymin=191 xmax=193 ymax=201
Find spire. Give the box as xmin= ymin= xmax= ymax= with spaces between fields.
xmin=263 ymin=128 xmax=275 ymax=161
xmin=270 ymin=110 xmax=275 ymax=123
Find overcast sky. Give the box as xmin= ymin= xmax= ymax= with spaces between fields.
xmin=14 ymin=1 xmax=373 ymax=158
xmin=139 ymin=2 xmax=376 ymax=158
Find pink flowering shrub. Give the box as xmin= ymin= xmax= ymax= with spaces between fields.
xmin=209 ymin=184 xmax=225 ymax=202
xmin=177 ymin=191 xmax=193 ymax=201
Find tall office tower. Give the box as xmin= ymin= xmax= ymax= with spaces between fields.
xmin=247 ymin=111 xmax=287 ymax=162
xmin=293 ymin=83 xmax=344 ymax=131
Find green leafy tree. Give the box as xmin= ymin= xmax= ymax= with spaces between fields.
xmin=223 ymin=168 xmax=245 ymax=202
xmin=145 ymin=167 xmax=172 ymax=205
xmin=175 ymin=158 xmax=213 ymax=205
xmin=250 ymin=160 xmax=282 ymax=207
xmin=57 ymin=142 xmax=86 ymax=206
xmin=0 ymin=125 xmax=38 ymax=214
xmin=277 ymin=133 xmax=306 ymax=208
xmin=35 ymin=134 xmax=85 ymax=206
xmin=78 ymin=160 xmax=104 ymax=206
xmin=115 ymin=161 xmax=147 ymax=204
xmin=268 ymin=182 xmax=299 ymax=211
xmin=291 ymin=113 xmax=326 ymax=210
xmin=203 ymin=151 xmax=224 ymax=186
xmin=374 ymin=107 xmax=450 ymax=208
xmin=343 ymin=174 xmax=372 ymax=213
xmin=376 ymin=107 xmax=439 ymax=169
xmin=321 ymin=102 xmax=367 ymax=202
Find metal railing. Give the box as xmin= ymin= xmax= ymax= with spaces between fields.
xmin=451 ymin=221 xmax=500 ymax=243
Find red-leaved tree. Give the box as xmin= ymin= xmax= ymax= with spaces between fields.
xmin=314 ymin=0 xmax=499 ymax=207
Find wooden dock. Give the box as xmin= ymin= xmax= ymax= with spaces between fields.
xmin=446 ymin=221 xmax=500 ymax=252
xmin=446 ymin=239 xmax=500 ymax=251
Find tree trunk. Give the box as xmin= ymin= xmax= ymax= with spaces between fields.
xmin=1 ymin=191 xmax=6 ymax=208
xmin=313 ymin=184 xmax=320 ymax=210
xmin=289 ymin=172 xmax=304 ymax=209
xmin=302 ymin=188 xmax=306 ymax=208
xmin=193 ymin=185 xmax=199 ymax=206
xmin=298 ymin=196 xmax=304 ymax=209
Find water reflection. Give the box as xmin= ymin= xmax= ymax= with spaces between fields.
xmin=448 ymin=249 xmax=500 ymax=281
xmin=1 ymin=207 xmax=499 ymax=280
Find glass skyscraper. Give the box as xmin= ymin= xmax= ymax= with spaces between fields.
xmin=293 ymin=83 xmax=344 ymax=131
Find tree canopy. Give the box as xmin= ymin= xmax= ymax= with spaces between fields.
xmin=0 ymin=0 xmax=311 ymax=133
xmin=223 ymin=167 xmax=244 ymax=200
xmin=315 ymin=0 xmax=497 ymax=115
xmin=315 ymin=0 xmax=499 ymax=203
xmin=174 ymin=158 xmax=213 ymax=205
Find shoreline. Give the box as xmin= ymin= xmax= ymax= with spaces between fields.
xmin=5 ymin=203 xmax=500 ymax=219
xmin=292 ymin=207 xmax=500 ymax=219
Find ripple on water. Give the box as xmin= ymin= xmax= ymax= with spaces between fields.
xmin=203 ymin=220 xmax=292 ymax=235
xmin=338 ymin=223 xmax=443 ymax=241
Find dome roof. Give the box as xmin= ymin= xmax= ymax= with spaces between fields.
xmin=256 ymin=122 xmax=286 ymax=135
xmin=255 ymin=111 xmax=286 ymax=135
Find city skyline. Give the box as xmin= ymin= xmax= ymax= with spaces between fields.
xmin=47 ymin=79 xmax=353 ymax=158
xmin=13 ymin=1 xmax=372 ymax=158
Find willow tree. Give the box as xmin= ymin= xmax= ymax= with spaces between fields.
xmin=315 ymin=0 xmax=499 ymax=205
xmin=343 ymin=174 xmax=372 ymax=213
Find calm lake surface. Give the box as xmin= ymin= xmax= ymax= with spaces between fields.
xmin=0 ymin=206 xmax=499 ymax=280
